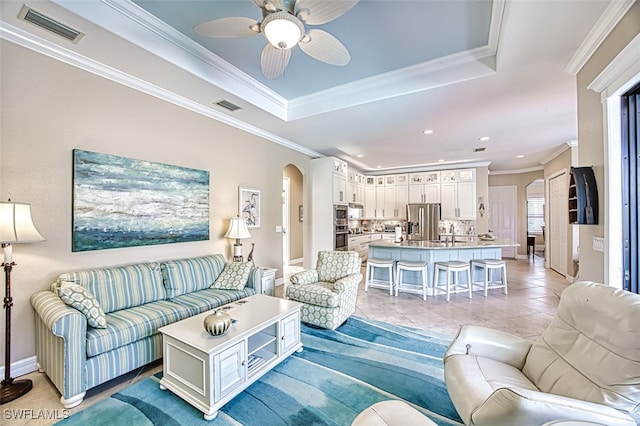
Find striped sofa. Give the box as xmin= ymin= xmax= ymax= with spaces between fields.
xmin=30 ymin=254 xmax=262 ymax=409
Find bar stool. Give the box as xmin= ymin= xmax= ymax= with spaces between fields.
xmin=470 ymin=259 xmax=508 ymax=296
xmin=395 ymin=260 xmax=428 ymax=300
xmin=364 ymin=258 xmax=395 ymax=295
xmin=433 ymin=261 xmax=472 ymax=302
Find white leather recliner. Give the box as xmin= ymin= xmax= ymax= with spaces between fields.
xmin=444 ymin=281 xmax=640 ymax=426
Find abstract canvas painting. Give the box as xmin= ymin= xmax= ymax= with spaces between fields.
xmin=72 ymin=149 xmax=210 ymax=251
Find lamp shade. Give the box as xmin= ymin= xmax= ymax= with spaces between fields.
xmin=261 ymin=11 xmax=303 ymax=50
xmin=0 ymin=201 xmax=44 ymax=244
xmin=224 ymin=217 xmax=251 ymax=240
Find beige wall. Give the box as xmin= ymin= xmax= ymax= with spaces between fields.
xmin=575 ymin=2 xmax=640 ymax=283
xmin=0 ymin=41 xmax=311 ymax=364
xmin=284 ymin=164 xmax=304 ymax=260
xmin=489 ymin=170 xmax=544 ymax=257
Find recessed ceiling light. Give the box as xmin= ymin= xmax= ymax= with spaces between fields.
xmin=479 ymin=136 xmax=490 ymax=142
xmin=376 ymin=165 xmax=382 ymax=169
xmin=516 ymin=154 xmax=525 ymax=158
xmin=438 ymin=159 xmax=445 ymax=163
xmin=356 ymin=154 xmax=364 ymax=158
xmin=423 ymin=129 xmax=434 ymax=135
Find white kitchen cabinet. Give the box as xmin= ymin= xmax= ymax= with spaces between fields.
xmin=348 ymin=234 xmax=371 ymax=262
xmin=376 ymin=186 xmax=385 ymax=217
xmin=396 ymin=184 xmax=408 ymax=219
xmin=364 ymin=186 xmax=376 ymax=218
xmin=441 ymin=181 xmax=476 ymax=220
xmin=409 ymin=183 xmax=440 ymax=203
xmin=409 ymin=171 xmax=440 ymax=184
xmin=333 ymin=173 xmax=347 ymax=204
xmin=441 ymin=168 xmax=475 ymax=182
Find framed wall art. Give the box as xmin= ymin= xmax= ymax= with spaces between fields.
xmin=239 ymin=187 xmax=260 ymax=228
xmin=72 ymin=149 xmax=210 ymax=251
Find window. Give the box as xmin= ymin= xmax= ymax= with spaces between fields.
xmin=527 ymin=197 xmax=544 ymax=234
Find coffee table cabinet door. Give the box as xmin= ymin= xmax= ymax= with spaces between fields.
xmin=214 ymin=341 xmax=246 ymax=401
xmin=280 ymin=312 xmax=301 ymax=354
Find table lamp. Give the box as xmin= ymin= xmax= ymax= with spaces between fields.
xmin=0 ymin=200 xmax=44 ymax=404
xmin=224 ymin=216 xmax=251 ymax=262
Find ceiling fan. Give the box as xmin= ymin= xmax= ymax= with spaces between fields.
xmin=194 ymin=0 xmax=359 ymax=79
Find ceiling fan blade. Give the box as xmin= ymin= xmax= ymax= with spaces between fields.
xmin=261 ymin=44 xmax=292 ymax=79
xmin=193 ymin=17 xmax=260 ymax=38
xmin=298 ymin=29 xmax=350 ymax=66
xmin=294 ymin=0 xmax=359 ymax=25
xmin=252 ymin=0 xmax=283 ymax=12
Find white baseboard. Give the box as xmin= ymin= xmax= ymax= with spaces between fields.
xmin=275 ymin=277 xmax=285 ymax=286
xmin=0 ymin=356 xmax=38 ymax=379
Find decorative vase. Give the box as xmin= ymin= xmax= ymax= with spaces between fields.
xmin=203 ymin=310 xmax=231 ymax=336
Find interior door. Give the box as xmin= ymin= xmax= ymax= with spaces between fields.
xmin=549 ymin=172 xmax=568 ymax=276
xmin=488 ymin=186 xmax=517 ymax=258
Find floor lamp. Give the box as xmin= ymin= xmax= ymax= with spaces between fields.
xmin=0 ymin=201 xmax=44 ymax=404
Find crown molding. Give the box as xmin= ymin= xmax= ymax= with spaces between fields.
xmin=589 ymin=32 xmax=640 ymax=98
xmin=565 ymin=0 xmax=635 ymax=75
xmin=361 ymin=161 xmax=492 ymax=175
xmin=539 ymin=142 xmax=574 ymax=165
xmin=0 ymin=21 xmax=323 ymax=160
xmin=489 ymin=165 xmax=544 ymax=175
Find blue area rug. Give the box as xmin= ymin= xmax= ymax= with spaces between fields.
xmin=57 ymin=317 xmax=463 ymax=425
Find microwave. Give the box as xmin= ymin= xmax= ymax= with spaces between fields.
xmin=348 ymin=203 xmax=363 ymax=219
xmin=334 ymin=204 xmax=348 ymax=221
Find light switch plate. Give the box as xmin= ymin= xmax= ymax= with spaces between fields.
xmin=593 ymin=236 xmax=605 ymax=252
xmin=275 ymin=225 xmax=283 ymax=232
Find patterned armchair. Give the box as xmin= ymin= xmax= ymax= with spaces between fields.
xmin=285 ymin=250 xmax=362 ymax=330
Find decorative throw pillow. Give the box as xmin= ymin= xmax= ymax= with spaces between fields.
xmin=58 ymin=283 xmax=107 ymax=328
xmin=211 ymin=262 xmax=252 ymax=290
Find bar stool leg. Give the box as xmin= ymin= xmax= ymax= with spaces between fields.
xmin=446 ymin=268 xmax=452 ymax=302
xmin=483 ymin=265 xmax=489 ymax=297
xmin=365 ymin=263 xmax=371 ymax=292
xmin=391 ymin=264 xmax=396 ymax=296
xmin=502 ymin=266 xmax=508 ymax=294
xmin=421 ymin=266 xmax=427 ymax=301
xmin=466 ymin=268 xmax=472 ymax=299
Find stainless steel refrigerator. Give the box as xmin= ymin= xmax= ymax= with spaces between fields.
xmin=406 ymin=203 xmax=441 ymax=241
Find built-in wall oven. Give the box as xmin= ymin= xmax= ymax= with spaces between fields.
xmin=334 ymin=204 xmax=348 ymax=251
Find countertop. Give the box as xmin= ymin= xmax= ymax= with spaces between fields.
xmin=368 ymin=239 xmax=519 ymax=250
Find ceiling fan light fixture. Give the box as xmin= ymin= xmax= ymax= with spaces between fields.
xmin=261 ymin=11 xmax=303 ymax=49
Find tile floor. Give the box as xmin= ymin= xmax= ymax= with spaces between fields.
xmin=4 ymin=254 xmax=567 ymax=425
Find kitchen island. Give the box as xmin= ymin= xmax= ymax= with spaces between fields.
xmin=367 ymin=239 xmax=519 ymax=296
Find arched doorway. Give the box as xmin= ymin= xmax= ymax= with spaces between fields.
xmin=283 ymin=165 xmax=304 ymax=275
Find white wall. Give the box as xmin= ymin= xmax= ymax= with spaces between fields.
xmin=0 ymin=40 xmax=311 ymax=365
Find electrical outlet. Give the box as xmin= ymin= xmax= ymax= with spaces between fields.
xmin=275 ymin=225 xmax=282 ymax=233
xmin=593 ymin=236 xmax=605 ymax=252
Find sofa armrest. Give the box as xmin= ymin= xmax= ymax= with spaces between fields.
xmin=245 ymin=266 xmax=264 ymax=291
xmin=334 ymin=273 xmax=363 ymax=293
xmin=290 ymin=270 xmax=319 ymax=285
xmin=472 ymin=387 xmax=637 ymax=426
xmin=31 ymin=291 xmax=88 ymax=407
xmin=444 ymin=325 xmax=533 ymax=370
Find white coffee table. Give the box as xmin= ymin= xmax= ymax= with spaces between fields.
xmin=158 ymin=294 xmax=302 ymax=420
